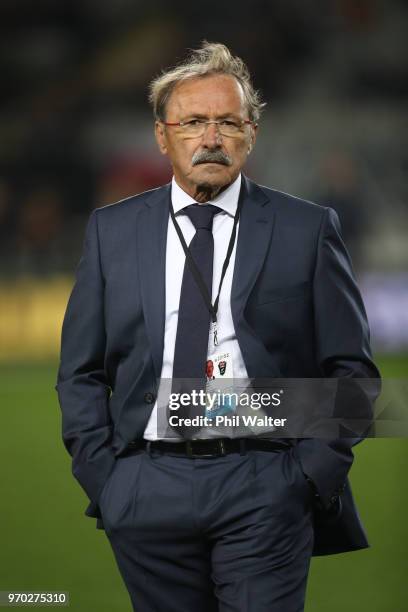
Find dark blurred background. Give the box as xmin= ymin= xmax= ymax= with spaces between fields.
xmin=0 ymin=1 xmax=407 ymax=610
xmin=0 ymin=0 xmax=407 ymax=358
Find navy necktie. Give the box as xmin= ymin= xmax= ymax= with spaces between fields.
xmin=170 ymin=203 xmax=221 ymax=438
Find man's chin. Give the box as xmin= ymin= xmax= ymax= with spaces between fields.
xmin=193 ymin=175 xmax=233 ymax=201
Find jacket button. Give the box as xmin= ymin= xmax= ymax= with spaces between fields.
xmin=330 ymin=494 xmax=339 ymax=505
xmin=144 ymin=392 xmax=155 ymax=404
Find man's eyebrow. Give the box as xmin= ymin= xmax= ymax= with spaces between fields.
xmin=181 ymin=113 xmax=208 ymax=120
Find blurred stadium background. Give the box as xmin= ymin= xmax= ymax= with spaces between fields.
xmin=0 ymin=0 xmax=407 ymax=610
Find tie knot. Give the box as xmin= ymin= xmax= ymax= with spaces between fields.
xmin=184 ymin=204 xmax=221 ymax=231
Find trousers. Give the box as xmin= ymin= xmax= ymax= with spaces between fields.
xmin=99 ymin=445 xmax=314 ymax=612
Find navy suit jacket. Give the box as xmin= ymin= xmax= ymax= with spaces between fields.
xmin=56 ymin=175 xmax=380 ymax=556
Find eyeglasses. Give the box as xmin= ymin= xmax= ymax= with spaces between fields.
xmin=161 ymin=118 xmax=255 ymax=137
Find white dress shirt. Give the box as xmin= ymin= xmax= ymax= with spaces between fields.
xmin=143 ymin=173 xmax=248 ymax=440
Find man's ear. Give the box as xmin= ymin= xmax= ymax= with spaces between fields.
xmin=248 ymin=123 xmax=258 ymax=154
xmin=155 ymin=121 xmax=168 ymax=155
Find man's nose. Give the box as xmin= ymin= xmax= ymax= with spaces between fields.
xmin=201 ymin=122 xmax=222 ymax=147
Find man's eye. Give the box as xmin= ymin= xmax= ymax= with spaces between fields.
xmin=185 ymin=119 xmax=203 ymax=126
xmin=220 ymin=120 xmax=238 ymax=127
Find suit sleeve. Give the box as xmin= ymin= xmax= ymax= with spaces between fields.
xmin=56 ymin=209 xmax=116 ymax=507
xmin=296 ymin=207 xmax=381 ymax=509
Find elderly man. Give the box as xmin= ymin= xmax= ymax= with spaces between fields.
xmin=57 ymin=42 xmax=379 ymax=612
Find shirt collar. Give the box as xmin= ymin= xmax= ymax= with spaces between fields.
xmin=171 ymin=173 xmax=241 ymax=217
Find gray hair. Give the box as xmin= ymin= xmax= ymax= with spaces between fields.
xmin=149 ymin=41 xmax=265 ymax=122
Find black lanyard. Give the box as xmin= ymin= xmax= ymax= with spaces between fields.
xmin=169 ymin=192 xmax=243 ymax=346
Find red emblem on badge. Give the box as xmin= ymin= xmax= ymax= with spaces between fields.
xmin=206 ymin=359 xmax=215 ymax=380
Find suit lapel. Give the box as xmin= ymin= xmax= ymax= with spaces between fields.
xmin=231 ymin=175 xmax=275 ymax=312
xmin=137 ymin=184 xmax=170 ymax=379
xmin=231 ymin=176 xmax=277 ymax=377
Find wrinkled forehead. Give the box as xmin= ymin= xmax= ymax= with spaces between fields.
xmin=165 ymin=74 xmax=247 ymax=120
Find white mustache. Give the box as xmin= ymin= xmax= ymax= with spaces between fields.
xmin=192 ymin=150 xmax=232 ymax=166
